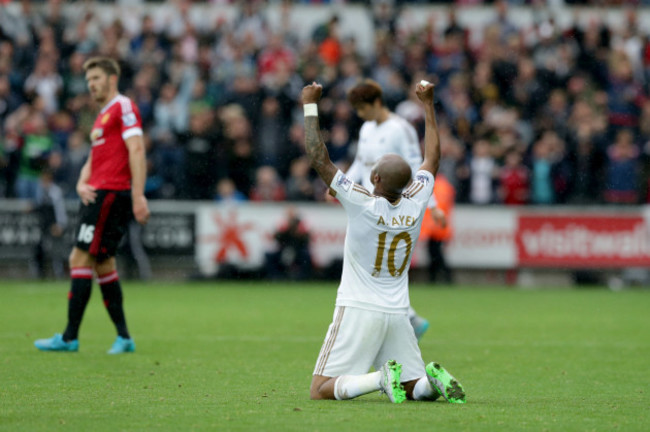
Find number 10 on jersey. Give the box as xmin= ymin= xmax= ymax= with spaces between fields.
xmin=372 ymin=231 xmax=413 ymax=277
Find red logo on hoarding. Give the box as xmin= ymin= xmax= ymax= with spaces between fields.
xmin=516 ymin=215 xmax=650 ymax=267
xmin=201 ymin=210 xmax=254 ymax=263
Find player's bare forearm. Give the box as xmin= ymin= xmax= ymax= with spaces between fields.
xmin=126 ymin=135 xmax=147 ymax=198
xmin=304 ymin=116 xmax=337 ymax=186
xmin=126 ymin=135 xmax=150 ymax=224
xmin=76 ymin=155 xmax=91 ymax=189
xmin=422 ymin=104 xmax=441 ymax=175
xmin=76 ymin=154 xmax=97 ymax=205
xmin=416 ymin=82 xmax=440 ymax=175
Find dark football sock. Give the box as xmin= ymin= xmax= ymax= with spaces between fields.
xmin=62 ymin=267 xmax=93 ymax=342
xmin=98 ymin=271 xmax=130 ymax=339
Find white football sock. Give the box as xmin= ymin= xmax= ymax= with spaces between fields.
xmin=334 ymin=371 xmax=382 ymax=400
xmin=412 ymin=376 xmax=438 ymax=401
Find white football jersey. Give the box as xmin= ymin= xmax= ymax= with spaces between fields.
xmin=329 ymin=169 xmax=435 ymax=314
xmin=347 ymin=114 xmax=422 ymax=191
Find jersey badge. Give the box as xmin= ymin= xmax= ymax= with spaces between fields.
xmin=336 ymin=173 xmax=352 ymax=192
xmin=415 ymin=173 xmax=430 ymax=185
xmin=101 ymin=113 xmax=111 ymax=125
xmin=122 ymin=113 xmax=137 ymax=127
xmin=90 ymin=128 xmax=103 ymax=142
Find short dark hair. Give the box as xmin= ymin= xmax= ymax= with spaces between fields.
xmin=83 ymin=57 xmax=121 ymax=77
xmin=347 ymin=79 xmax=383 ymax=108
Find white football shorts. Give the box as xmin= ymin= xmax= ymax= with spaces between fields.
xmin=313 ymin=306 xmax=426 ymax=382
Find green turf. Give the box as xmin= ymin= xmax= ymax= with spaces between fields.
xmin=1 ymin=281 xmax=648 ymax=431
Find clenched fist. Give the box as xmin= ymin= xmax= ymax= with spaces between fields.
xmin=301 ymin=82 xmax=323 ymax=105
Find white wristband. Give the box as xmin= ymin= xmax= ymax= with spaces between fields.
xmin=304 ymin=103 xmax=318 ymax=117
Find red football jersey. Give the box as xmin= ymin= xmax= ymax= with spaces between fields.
xmin=500 ymin=166 xmax=529 ymax=205
xmin=88 ymin=94 xmax=143 ymax=190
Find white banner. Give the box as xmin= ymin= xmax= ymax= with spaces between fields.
xmin=196 ymin=203 xmax=348 ymax=276
xmin=198 ymin=204 xmax=650 ymax=274
xmin=446 ymin=207 xmax=517 ymax=268
xmin=195 ymin=203 xmax=518 ymax=275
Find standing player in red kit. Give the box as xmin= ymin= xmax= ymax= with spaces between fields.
xmin=35 ymin=57 xmax=150 ymax=354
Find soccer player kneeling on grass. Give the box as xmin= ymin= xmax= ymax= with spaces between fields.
xmin=302 ymin=81 xmax=466 ymax=403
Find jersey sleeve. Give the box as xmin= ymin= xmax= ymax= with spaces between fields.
xmin=119 ymin=98 xmax=143 ymax=141
xmin=403 ymin=170 xmax=435 ymax=209
xmin=330 ymin=170 xmax=373 ymax=217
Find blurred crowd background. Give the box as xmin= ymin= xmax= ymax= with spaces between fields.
xmin=2 ymin=0 xmax=650 ymax=206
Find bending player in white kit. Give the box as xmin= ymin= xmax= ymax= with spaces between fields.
xmin=302 ymin=81 xmax=465 ymax=403
xmin=346 ymin=79 xmax=444 ymax=340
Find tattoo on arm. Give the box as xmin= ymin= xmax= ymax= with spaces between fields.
xmin=304 ymin=116 xmax=337 ymax=185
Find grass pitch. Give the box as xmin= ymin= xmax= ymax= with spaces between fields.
xmin=1 ymin=281 xmax=648 ymax=431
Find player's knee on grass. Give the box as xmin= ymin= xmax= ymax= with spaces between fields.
xmin=310 ymin=375 xmax=335 ymax=400
xmin=402 ymin=379 xmax=418 ymax=400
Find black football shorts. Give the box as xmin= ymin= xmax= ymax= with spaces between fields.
xmin=74 ymin=190 xmax=133 ymax=261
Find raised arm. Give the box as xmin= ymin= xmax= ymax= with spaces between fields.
xmin=301 ymin=82 xmax=338 ymax=186
xmin=416 ymin=81 xmax=441 ymax=176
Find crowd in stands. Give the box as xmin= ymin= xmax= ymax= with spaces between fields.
xmin=2 ymin=0 xmax=650 ymax=206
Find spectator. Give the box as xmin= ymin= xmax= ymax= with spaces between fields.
xmin=318 ymin=23 xmax=342 ymax=68
xmin=286 ymin=156 xmax=315 ymax=202
xmin=48 ymin=110 xmax=75 ymax=151
xmin=499 ymin=147 xmax=529 ymax=205
xmin=529 ymin=133 xmax=556 ymax=204
xmin=567 ymin=123 xmax=606 ymax=205
xmin=24 ymin=56 xmax=63 ymax=115
xmin=31 ymin=168 xmax=67 ymax=279
xmin=420 ymin=173 xmax=455 ymax=284
xmin=178 ymin=110 xmax=222 ymax=200
xmin=547 ymin=131 xmax=573 ymax=204
xmin=215 ymin=177 xmax=247 ymax=204
xmin=15 ymin=114 xmax=55 ymax=199
xmin=228 ymin=138 xmax=256 ymax=198
xmin=233 ymin=0 xmax=268 ymax=52
xmin=0 ymin=74 xmax=21 ymax=123
xmin=249 ymin=165 xmax=286 ymax=202
xmin=437 ymin=123 xmax=466 ymax=193
xmin=312 ymin=15 xmax=338 ymax=46
xmin=264 ymin=208 xmax=312 ymax=281
xmin=604 ymin=128 xmax=640 ymax=204
xmin=492 ymin=0 xmax=518 ymax=43
xmin=53 ymin=129 xmax=89 ymax=198
xmin=427 ymin=31 xmax=466 ymax=89
xmin=61 ymin=51 xmax=88 ymax=105
xmin=258 ymin=33 xmax=296 ymax=87
xmin=607 ymin=53 xmax=644 ymax=135
xmin=151 ymin=72 xmax=195 ymax=194
xmin=468 ymin=139 xmax=496 ymax=204
xmin=256 ymin=96 xmax=287 ymax=170
xmin=327 ymin=122 xmax=352 ymax=164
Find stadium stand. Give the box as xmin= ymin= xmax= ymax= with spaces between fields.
xmin=2 ymin=1 xmax=650 ymax=206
